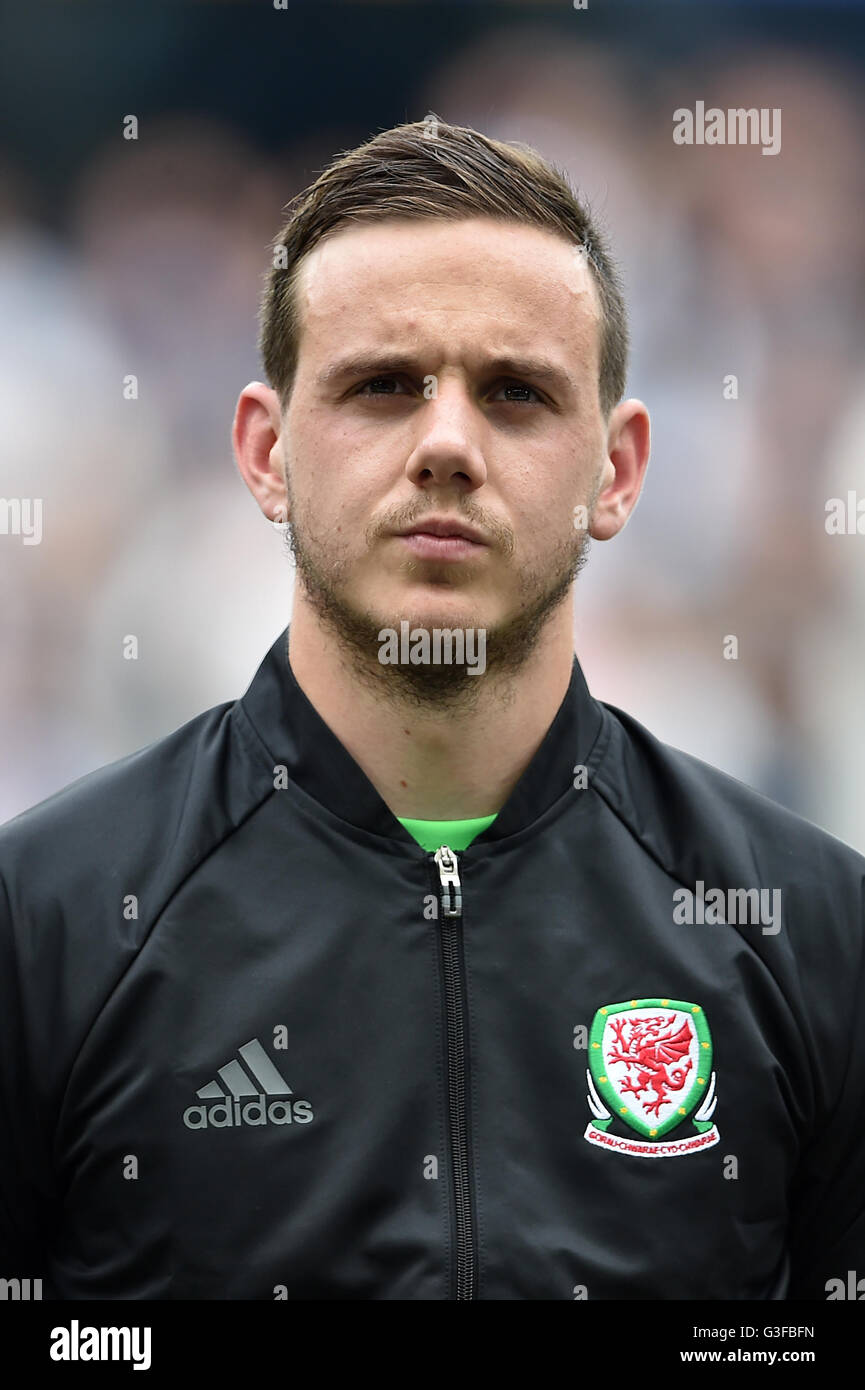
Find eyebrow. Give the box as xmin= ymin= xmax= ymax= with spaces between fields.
xmin=315 ymin=352 xmax=575 ymax=394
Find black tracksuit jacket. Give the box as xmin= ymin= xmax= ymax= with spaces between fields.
xmin=1 ymin=627 xmax=863 ymax=1300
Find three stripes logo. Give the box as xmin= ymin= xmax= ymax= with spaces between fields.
xmin=183 ymin=1037 xmax=314 ymax=1130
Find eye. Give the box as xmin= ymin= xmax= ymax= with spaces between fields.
xmin=492 ymin=380 xmax=544 ymax=405
xmin=355 ymin=375 xmax=411 ymax=397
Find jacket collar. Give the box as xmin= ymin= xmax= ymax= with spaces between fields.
xmin=240 ymin=625 xmax=605 ymax=846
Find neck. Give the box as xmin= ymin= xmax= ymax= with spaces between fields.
xmin=286 ymin=598 xmax=577 ymax=820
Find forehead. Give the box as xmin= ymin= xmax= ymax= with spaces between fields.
xmin=292 ymin=216 xmax=601 ymax=367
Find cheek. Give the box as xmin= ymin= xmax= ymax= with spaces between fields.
xmin=295 ymin=416 xmax=386 ymax=508
xmin=511 ymin=468 xmax=583 ymax=548
xmin=294 ymin=477 xmax=376 ymax=552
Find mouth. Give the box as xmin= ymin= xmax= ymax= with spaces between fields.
xmin=393 ymin=517 xmax=489 ymax=561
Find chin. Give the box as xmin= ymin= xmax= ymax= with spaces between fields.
xmin=379 ymin=604 xmax=494 ymax=636
xmin=374 ymin=582 xmax=492 ymax=622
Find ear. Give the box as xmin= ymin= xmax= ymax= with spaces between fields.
xmin=232 ymin=381 xmax=288 ymax=524
xmin=589 ymin=399 xmax=651 ymax=542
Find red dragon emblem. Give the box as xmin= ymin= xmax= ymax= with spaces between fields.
xmin=606 ymin=1012 xmax=694 ymax=1118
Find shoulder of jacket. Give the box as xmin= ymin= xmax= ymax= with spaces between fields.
xmin=0 ymin=693 xmax=272 ymax=959
xmin=594 ymin=702 xmax=865 ymax=1129
xmin=0 ymin=699 xmax=233 ymax=868
xmin=0 ymin=695 xmax=275 ymax=1104
xmin=594 ymin=700 xmax=865 ymax=889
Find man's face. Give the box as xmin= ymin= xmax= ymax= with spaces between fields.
xmin=279 ymin=215 xmax=610 ymax=696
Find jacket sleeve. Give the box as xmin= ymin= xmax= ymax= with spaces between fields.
xmin=786 ymin=888 xmax=865 ymax=1299
xmin=0 ymin=871 xmax=58 ymax=1280
xmin=0 ymin=700 xmax=246 ymax=1294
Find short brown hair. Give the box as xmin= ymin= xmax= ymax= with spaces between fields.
xmin=259 ymin=117 xmax=629 ymax=417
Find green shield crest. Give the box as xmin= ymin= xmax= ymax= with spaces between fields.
xmin=587 ymin=998 xmax=715 ymax=1140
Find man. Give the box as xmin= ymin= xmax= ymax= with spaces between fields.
xmin=1 ymin=119 xmax=863 ymax=1301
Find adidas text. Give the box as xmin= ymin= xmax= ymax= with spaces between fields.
xmin=183 ymin=1095 xmax=314 ymax=1129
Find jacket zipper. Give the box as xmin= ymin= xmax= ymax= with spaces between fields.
xmin=433 ymin=844 xmax=476 ymax=1300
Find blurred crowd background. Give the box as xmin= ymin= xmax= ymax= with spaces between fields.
xmin=2 ymin=0 xmax=865 ymax=850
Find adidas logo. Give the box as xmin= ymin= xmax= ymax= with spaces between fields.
xmin=183 ymin=1037 xmax=314 ymax=1129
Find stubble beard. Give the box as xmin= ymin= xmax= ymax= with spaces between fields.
xmin=283 ymin=483 xmax=597 ymax=715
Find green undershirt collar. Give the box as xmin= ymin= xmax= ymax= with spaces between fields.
xmin=396 ymin=813 xmax=498 ymax=853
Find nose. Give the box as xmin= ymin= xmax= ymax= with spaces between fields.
xmin=404 ymin=380 xmax=488 ymax=494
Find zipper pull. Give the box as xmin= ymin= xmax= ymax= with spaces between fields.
xmin=434 ymin=845 xmax=462 ymax=919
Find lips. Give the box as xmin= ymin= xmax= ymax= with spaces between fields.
xmin=394 ymin=524 xmax=488 ymax=563
xmin=397 ymin=518 xmax=488 ymax=545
